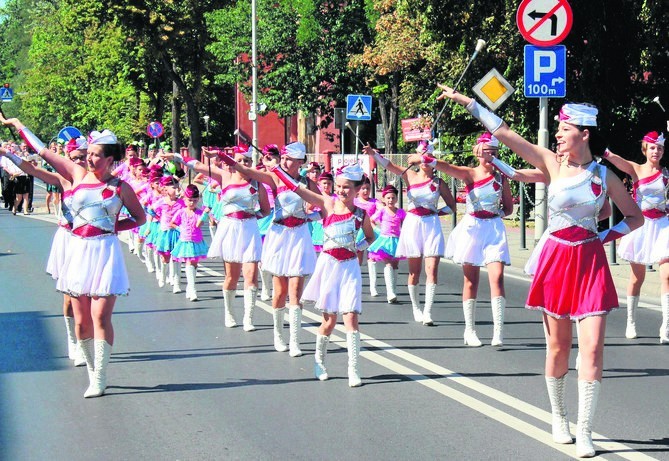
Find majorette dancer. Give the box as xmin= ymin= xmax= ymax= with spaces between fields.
xmin=309 ymin=171 xmax=334 ymax=253
xmin=141 ymin=166 xmax=165 ymax=276
xmin=215 ymin=141 xmax=319 ymax=356
xmin=368 ymin=185 xmax=406 ymax=304
xmin=170 ymin=184 xmax=210 ymax=302
xmin=113 ymin=144 xmax=140 ymax=254
xmin=0 ymin=136 xmax=89 ymax=366
xmin=193 ymin=157 xmax=222 ymax=243
xmin=152 ymin=176 xmax=185 ymax=292
xmin=409 ymin=133 xmax=513 ymax=346
xmin=3 ymin=115 xmax=147 ymax=398
xmin=354 ymin=176 xmax=380 ymax=296
xmin=603 ymin=132 xmax=668 ymax=342
xmin=272 ymin=163 xmax=374 ymax=386
xmin=125 ymin=156 xmax=149 ymax=261
xmin=362 ymin=141 xmax=456 ymax=325
xmin=438 ymin=84 xmax=642 ymax=458
xmin=166 ymin=145 xmax=270 ymax=331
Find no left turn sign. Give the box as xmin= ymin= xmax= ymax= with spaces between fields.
xmin=516 ymin=0 xmax=573 ymax=46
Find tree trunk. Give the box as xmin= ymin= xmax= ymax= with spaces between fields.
xmin=162 ymin=55 xmax=201 ymax=157
xmin=379 ymin=72 xmax=400 ymax=154
xmin=171 ymin=74 xmax=181 ymax=154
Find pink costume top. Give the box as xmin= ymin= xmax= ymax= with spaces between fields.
xmin=406 ymin=179 xmax=441 ymax=215
xmin=371 ymin=207 xmax=406 ymax=237
xmin=354 ymin=197 xmax=378 ymax=217
xmin=465 ymin=173 xmax=504 ymax=219
xmin=155 ymin=198 xmax=185 ymax=231
xmin=171 ymin=208 xmax=206 ymax=243
xmin=69 ymin=178 xmax=125 ymax=238
xmin=546 ymin=163 xmax=607 ymax=245
xmin=220 ymin=181 xmax=259 ymax=219
xmin=112 ymin=162 xmax=131 ymax=181
xmin=322 ymin=208 xmax=365 ymax=261
xmin=632 ymin=169 xmax=669 ymax=219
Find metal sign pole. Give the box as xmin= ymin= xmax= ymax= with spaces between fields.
xmin=534 ymin=97 xmax=549 ymax=242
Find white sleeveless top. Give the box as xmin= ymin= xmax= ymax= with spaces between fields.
xmin=633 ymin=169 xmax=668 ymax=214
xmin=70 ymin=178 xmax=125 ymax=236
xmin=406 ymin=179 xmax=440 ymax=213
xmin=465 ymin=174 xmax=503 ymax=216
xmin=219 ymin=181 xmax=259 ymax=216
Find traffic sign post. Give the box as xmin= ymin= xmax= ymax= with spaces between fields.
xmin=57 ymin=126 xmax=82 ymax=142
xmin=0 ymin=87 xmax=13 ymax=102
xmin=147 ymin=121 xmax=164 ymax=138
xmin=516 ymin=0 xmax=573 ymax=46
xmin=524 ymin=45 xmax=566 ymax=98
xmin=346 ymin=95 xmax=372 ymax=121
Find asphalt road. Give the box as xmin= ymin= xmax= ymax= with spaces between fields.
xmin=0 ymin=205 xmax=667 ymax=461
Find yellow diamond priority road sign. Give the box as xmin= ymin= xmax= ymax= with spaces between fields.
xmin=472 ymin=68 xmax=515 ymax=111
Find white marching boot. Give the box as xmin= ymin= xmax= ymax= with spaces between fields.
xmin=144 ymin=246 xmax=155 ymax=273
xmin=259 ymin=269 xmax=272 ymax=301
xmin=408 ymin=284 xmax=423 ymax=322
xmin=223 ymin=290 xmax=238 ymax=327
xmin=576 ymin=380 xmax=600 ymax=458
xmin=625 ymin=295 xmax=638 ymax=339
xmin=157 ymin=259 xmax=167 ymax=288
xmin=347 ymin=330 xmax=362 ymax=387
xmin=288 ymin=305 xmax=303 ymax=357
xmin=463 ymin=298 xmax=482 ymax=347
xmin=243 ymin=287 xmax=257 ymax=332
xmin=185 ymin=264 xmax=198 ymax=301
xmin=491 ymin=296 xmax=506 ymax=347
xmin=384 ymin=266 xmax=398 ymax=304
xmin=546 ymin=375 xmax=573 ymax=444
xmin=660 ymin=293 xmax=669 ymax=344
xmin=171 ymin=261 xmax=182 ymax=293
xmin=368 ymin=260 xmax=378 ymax=297
xmin=136 ymin=239 xmax=145 ymax=263
xmin=84 ymin=339 xmax=112 ymax=398
xmin=422 ymin=283 xmax=437 ymax=326
xmin=64 ymin=316 xmax=77 ymax=360
xmin=153 ymin=250 xmax=161 ymax=281
xmin=79 ymin=338 xmax=95 ymax=385
xmin=273 ymin=307 xmax=288 ymax=352
xmin=314 ymin=334 xmax=330 ymax=381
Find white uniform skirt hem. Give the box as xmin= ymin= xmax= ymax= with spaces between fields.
xmin=302 ymin=253 xmax=362 ymax=314
xmin=56 ymin=234 xmax=129 ymax=297
xmin=261 ymin=223 xmax=316 ymax=277
xmin=445 ymin=214 xmax=510 ymax=266
xmin=46 ymin=226 xmax=72 ymax=280
xmin=396 ymin=213 xmax=445 ymax=258
xmin=618 ymin=216 xmax=669 ymax=265
xmin=208 ymin=216 xmax=262 ymax=263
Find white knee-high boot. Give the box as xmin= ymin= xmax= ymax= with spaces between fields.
xmin=625 ymin=295 xmax=638 ymax=339
xmin=347 ymin=330 xmax=362 ymax=387
xmin=422 ymin=283 xmax=437 ymax=326
xmin=144 ymin=245 xmax=155 ymax=273
xmin=576 ymin=380 xmax=601 ymax=458
xmin=260 ymin=269 xmax=273 ymax=301
xmin=368 ymin=260 xmax=378 ymax=297
xmin=546 ymin=375 xmax=573 ymax=444
xmin=660 ymin=293 xmax=669 ymax=344
xmin=157 ymin=259 xmax=167 ymax=287
xmin=79 ymin=338 xmax=95 ymax=384
xmin=314 ymin=334 xmax=330 ymax=381
xmin=463 ymin=298 xmax=482 ymax=347
xmin=408 ymin=285 xmax=422 ymax=322
xmin=223 ymin=290 xmax=238 ymax=327
xmin=172 ymin=261 xmax=182 ymax=293
xmin=84 ymin=339 xmax=112 ymax=398
xmin=153 ymin=250 xmax=161 ymax=280
xmin=491 ymin=296 xmax=506 ymax=347
xmin=185 ymin=264 xmax=198 ymax=301
xmin=136 ymin=238 xmax=145 ymax=262
xmin=64 ymin=316 xmax=77 ymax=360
xmin=384 ymin=266 xmax=398 ymax=303
xmin=273 ymin=307 xmax=288 ymax=352
xmin=243 ymin=287 xmax=257 ymax=332
xmin=288 ymin=305 xmax=303 ymax=357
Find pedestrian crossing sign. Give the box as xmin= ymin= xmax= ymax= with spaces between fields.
xmin=346 ymin=94 xmax=372 ymax=121
xmin=0 ymin=87 xmax=13 ymax=102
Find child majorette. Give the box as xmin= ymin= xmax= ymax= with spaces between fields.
xmin=193 ymin=155 xmax=222 ymax=242
xmin=409 ymin=132 xmax=514 ymax=346
xmin=603 ymin=132 xmax=669 ymax=342
xmin=439 ymin=84 xmax=643 ymax=458
xmin=353 ymin=176 xmax=379 ymax=296
xmin=167 ymin=145 xmax=270 ymax=331
xmin=126 ymin=157 xmax=150 ymax=262
xmin=218 ymin=142 xmax=319 ymax=356
xmin=309 ymin=171 xmax=334 ymax=253
xmin=273 ymin=163 xmax=374 ymax=386
xmin=170 ymin=184 xmax=210 ymax=301
xmin=363 ymin=141 xmax=456 ymax=325
xmin=368 ymin=185 xmax=406 ymax=304
xmin=152 ymin=175 xmax=185 ymax=292
xmin=141 ymin=166 xmax=166 ymax=276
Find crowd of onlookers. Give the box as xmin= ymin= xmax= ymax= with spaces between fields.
xmin=0 ymin=140 xmax=38 ymax=215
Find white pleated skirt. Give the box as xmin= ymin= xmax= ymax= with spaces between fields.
xmin=395 ymin=213 xmax=445 ymax=258
xmin=56 ymin=234 xmax=129 ymax=297
xmin=302 ymin=253 xmax=362 ymax=314
xmin=261 ymin=222 xmax=316 ymax=277
xmin=618 ymin=216 xmax=669 ymax=265
xmin=445 ymin=214 xmax=510 ymax=266
xmin=208 ymin=216 xmax=262 ymax=263
xmin=46 ymin=226 xmax=72 ymax=280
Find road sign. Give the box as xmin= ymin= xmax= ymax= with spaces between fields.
xmin=524 ymin=45 xmax=566 ymax=98
xmin=0 ymin=87 xmax=13 ymax=102
xmin=57 ymin=126 xmax=82 ymax=142
xmin=472 ymin=68 xmax=516 ymax=111
xmin=346 ymin=94 xmax=372 ymax=121
xmin=516 ymin=0 xmax=573 ymax=46
xmin=147 ymin=121 xmax=164 ymax=138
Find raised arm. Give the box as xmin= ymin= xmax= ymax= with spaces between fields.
xmin=437 ymin=84 xmax=554 ymax=176
xmin=204 ymin=148 xmax=277 ymax=187
xmin=409 ymin=153 xmax=473 ymax=181
xmin=0 ymin=149 xmax=68 ymax=188
xmin=161 ymin=151 xmax=228 ymax=184
xmin=362 ymin=143 xmax=410 ymax=178
xmin=601 ymin=148 xmax=639 ymax=179
xmin=271 ymin=165 xmax=328 ymax=210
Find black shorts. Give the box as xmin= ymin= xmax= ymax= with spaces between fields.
xmin=14 ymin=176 xmax=31 ymax=194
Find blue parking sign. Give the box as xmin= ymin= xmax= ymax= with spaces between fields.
xmin=524 ymin=45 xmax=566 ymax=98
